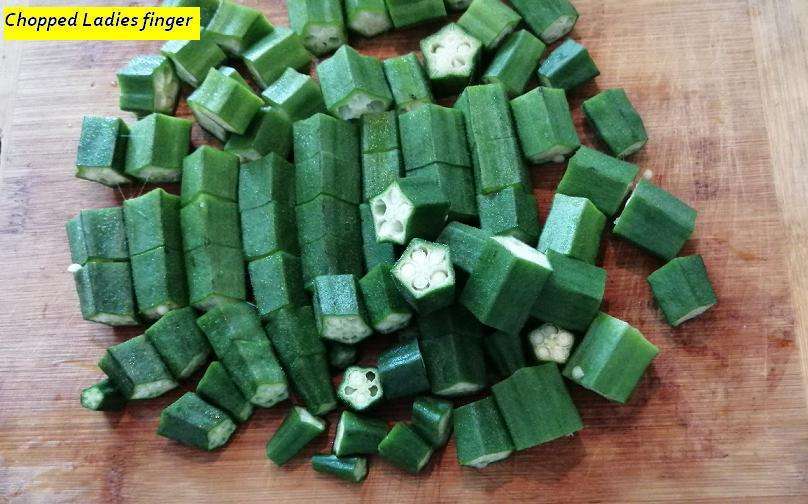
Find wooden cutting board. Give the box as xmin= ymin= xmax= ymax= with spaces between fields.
xmin=2 ymin=0 xmax=808 ymax=501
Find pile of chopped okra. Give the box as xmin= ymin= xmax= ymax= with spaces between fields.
xmin=70 ymin=0 xmax=718 ymax=482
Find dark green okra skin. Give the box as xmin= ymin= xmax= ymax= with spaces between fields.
xmin=99 ymin=335 xmax=177 ymax=400
xmin=360 ymin=203 xmax=396 ymax=271
xmin=300 ymin=233 xmax=364 ymax=290
xmin=130 ymin=246 xmax=189 ymax=319
xmin=219 ymin=65 xmax=250 ymax=87
xmin=436 ymin=222 xmax=492 ymax=275
xmin=157 ymin=392 xmax=237 ymax=451
xmin=145 ymin=307 xmax=211 ymax=379
xmin=362 ymin=111 xmax=403 ymax=201
xmin=482 ymin=30 xmax=546 ymax=97
xmin=116 ymin=55 xmax=179 ymax=116
xmin=224 ymin=105 xmax=293 ymax=163
xmin=316 ymin=45 xmax=393 ymax=120
xmin=181 ymin=146 xmax=239 ymax=207
xmin=80 ymin=379 xmax=127 ymax=411
xmin=359 ymin=264 xmax=413 ymax=334
xmin=647 ymin=255 xmax=717 ymax=327
xmin=378 ymin=422 xmax=433 ymax=474
xmin=220 ymin=339 xmax=289 ymax=407
xmin=296 ymin=195 xmax=361 ymax=247
xmin=67 ymin=207 xmax=129 ymax=265
xmin=187 ymin=68 xmax=264 ymax=140
xmin=311 ymin=454 xmax=368 ymax=483
xmin=411 ymin=396 xmax=453 ymax=448
xmin=457 ymin=0 xmax=522 ymax=51
xmin=205 ymin=0 xmax=274 ymax=55
xmin=180 ymin=194 xmax=242 ymax=252
xmin=556 ymin=146 xmax=639 ymax=217
xmin=196 ymin=302 xmax=267 ymax=358
xmin=398 ymin=104 xmax=471 ymax=173
xmin=239 ymin=153 xmax=297 ymax=212
xmin=123 ymin=188 xmax=182 ymax=257
xmin=509 ymin=0 xmax=578 ymax=44
xmin=583 ymin=88 xmax=648 ymax=159
xmin=382 ymin=52 xmax=434 ymax=112
xmin=266 ymin=406 xmax=327 ymax=465
xmin=241 ymin=201 xmax=299 ymax=261
xmin=327 ymin=341 xmax=359 ymax=369
xmin=484 ymin=330 xmax=527 ymax=378
xmin=409 ymin=163 xmax=478 ymax=223
xmin=72 ymin=261 xmax=139 ymax=326
xmin=312 ymin=274 xmax=373 ymax=344
xmin=453 ymin=396 xmax=514 ymax=468
xmin=334 ymin=410 xmax=389 ymax=456
xmin=196 ymin=361 xmax=254 ymax=423
xmin=287 ymin=353 xmax=338 ymax=415
xmin=376 ymin=339 xmax=431 ymax=399
xmin=510 ymin=86 xmax=580 ymax=164
xmin=419 ymin=319 xmax=487 ymax=397
xmin=538 ymin=38 xmax=600 ymax=91
xmin=184 ymin=244 xmax=247 ymax=310
xmin=537 ymin=193 xmax=607 ymax=265
xmin=262 ymin=68 xmax=327 ymax=122
xmin=477 ymin=186 xmax=540 ymax=244
xmin=248 ymin=252 xmax=308 ymax=320
xmin=241 ymin=28 xmax=313 ymax=88
xmin=385 ymin=0 xmax=447 ymax=28
xmin=75 ymin=116 xmax=131 ymax=186
xmin=124 ymin=114 xmax=191 ymax=183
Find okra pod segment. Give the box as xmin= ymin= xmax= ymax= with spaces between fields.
xmin=157 ymin=392 xmax=237 ymax=451
xmin=264 ymin=305 xmax=327 ymax=364
xmin=333 ymin=410 xmax=389 ymax=456
xmin=262 ymin=68 xmax=326 ymax=122
xmin=80 ymin=379 xmax=126 ymax=411
xmin=116 ymin=55 xmax=179 ymax=116
xmin=370 ymin=178 xmax=450 ymax=245
xmin=239 ymin=201 xmax=296 ymax=260
xmin=419 ymin=322 xmax=487 ymax=396
xmin=300 ymin=234 xmax=364 ymax=290
xmin=409 ymin=163 xmax=478 ymax=223
xmin=327 ymin=341 xmax=359 ymax=370
xmin=411 ymin=396 xmax=453 ymax=448
xmin=312 ymin=455 xmax=368 ymax=483
xmin=385 ymin=0 xmax=447 ymax=28
xmin=398 ymin=104 xmax=471 ymax=172
xmin=556 ymin=146 xmax=639 ymax=217
xmin=221 ymin=339 xmax=288 ymax=407
xmin=124 ymin=114 xmax=191 ymax=182
xmin=122 ymin=188 xmax=182 ymax=255
xmin=160 ymin=38 xmax=226 ymax=88
xmin=382 ymin=53 xmax=434 ymax=112
xmin=484 ymin=330 xmax=527 ymax=378
xmin=359 ymin=264 xmax=413 ymax=333
xmin=509 ymin=0 xmax=578 ymax=43
xmin=67 ymin=207 xmax=129 ymax=265
xmin=287 ymin=0 xmax=348 ymax=56
xmin=582 ymin=89 xmax=648 ymax=158
xmin=312 ymin=275 xmax=374 ymax=344
xmin=180 ymin=194 xmax=241 ymax=252
xmin=317 ymin=45 xmax=393 ymax=120
xmin=266 ymin=406 xmax=327 ymax=465
xmin=242 ymin=28 xmax=313 ymax=88
xmin=477 ymin=186 xmax=540 ymax=244
xmin=248 ymin=252 xmax=308 ymax=321
xmin=538 ymin=38 xmax=600 ymax=91
xmin=239 ymin=153 xmax=296 ymax=211
xmin=528 ymin=323 xmax=575 ymax=364
xmin=647 ymin=255 xmax=717 ymax=326
xmin=224 ymin=106 xmax=292 ymax=163
xmin=184 ymin=244 xmax=246 ymax=311
xmin=377 ymin=422 xmax=433 ymax=474
xmin=391 ymin=239 xmax=455 ymax=315
xmin=482 ymin=29 xmax=546 ymax=97
xmin=420 ymin=24 xmax=482 ymax=96
xmin=338 ymin=366 xmax=384 ymax=411
xmin=187 ymin=68 xmax=264 ymax=140
xmin=196 ymin=361 xmax=254 ymax=423
xmin=181 ymin=146 xmax=239 ymax=207
xmin=537 ymin=194 xmax=607 ymax=264
xmin=71 ymin=261 xmax=139 ymax=326
xmin=345 ymin=0 xmax=392 ymax=37
xmin=360 ymin=203 xmax=397 ymax=270
xmin=196 ymin=301 xmax=266 ymax=357
xmin=457 ymin=0 xmax=522 ymax=51
xmin=74 ymin=116 xmax=131 ymax=186
xmin=296 ymin=194 xmax=361 ymax=247
xmin=376 ymin=339 xmax=431 ymax=399
xmin=205 ymin=0 xmax=274 ymax=55
xmin=454 ymin=396 xmax=514 ymax=468
xmin=99 ymin=335 xmax=178 ymax=400
xmin=145 ymin=307 xmax=211 ymax=379
xmin=285 ymin=353 xmax=338 ymax=415
xmin=510 ymin=86 xmax=580 ymax=164
xmin=436 ymin=222 xmax=492 ymax=275
xmin=218 ymin=65 xmax=250 ymax=88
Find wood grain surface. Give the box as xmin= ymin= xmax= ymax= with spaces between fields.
xmin=2 ymin=0 xmax=808 ymax=502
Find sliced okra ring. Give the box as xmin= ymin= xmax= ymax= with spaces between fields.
xmin=360 ymin=203 xmax=397 ymax=271
xmin=74 ymin=116 xmax=131 ymax=186
xmin=241 ymin=201 xmax=299 ymax=261
xmin=528 ymin=323 xmax=575 ymax=364
xmin=116 ymin=55 xmax=179 ymax=116
xmin=99 ymin=335 xmax=178 ymax=400
xmin=224 ymin=106 xmax=292 ymax=163
xmin=123 ymin=189 xmax=182 ymax=257
xmin=145 ymin=307 xmax=211 ymax=379
xmin=563 ymin=313 xmax=660 ymax=403
xmin=477 ymin=186 xmax=541 ymax=244
xmin=160 ymin=38 xmax=226 ymax=88
xmin=158 ymin=392 xmax=237 ymax=451
xmin=385 ymin=0 xmax=446 ymax=29
xmin=583 ymin=88 xmax=648 ymax=158
xmin=510 ymin=87 xmax=580 ymax=164
xmin=376 ymin=339 xmax=431 ymax=399
xmin=264 ymin=305 xmax=327 ymax=365
xmin=359 ymin=264 xmax=412 ymax=334
xmin=181 ymin=146 xmax=239 ymax=207
xmin=80 ymin=379 xmax=126 ymax=411
xmin=242 ymin=28 xmax=313 ymax=88
xmin=317 ymin=46 xmax=393 ymax=120
xmin=266 ymin=406 xmax=327 ymax=465
xmin=436 ymin=222 xmax=492 ymax=275
xmin=188 ymin=68 xmax=264 ymax=140
xmin=205 ymin=0 xmax=274 ymax=55
xmin=398 ymin=104 xmax=471 ymax=172
xmin=538 ymin=38 xmax=600 ymax=91
xmin=262 ymin=68 xmax=326 ymax=122
xmin=286 ymin=0 xmax=348 ymax=56
xmin=196 ymin=361 xmax=254 ymax=423
xmin=390 ymin=239 xmax=455 ymax=314
xmin=130 ymin=246 xmax=189 ymax=320
xmin=124 ymin=114 xmax=191 ymax=182
xmin=345 ymin=0 xmax=392 ymax=37
xmin=221 ymin=339 xmax=288 ymax=407
xmin=184 ymin=244 xmax=246 ymax=311
xmin=311 ymin=454 xmax=368 ymax=483
xmin=377 ymin=422 xmax=433 ymax=474
xmin=180 ymin=194 xmax=241 ymax=252
xmin=72 ymin=261 xmax=139 ymax=326
xmin=453 ymin=396 xmax=514 ymax=468
xmin=296 ymin=194 xmax=361 ymax=247
xmin=67 ymin=207 xmax=129 ymax=265
xmin=484 ymin=330 xmax=527 ymax=378
xmin=510 ymin=0 xmax=578 ymax=44
xmin=370 ymin=179 xmax=450 ymax=245
xmin=411 ymin=397 xmax=453 ymax=448
xmin=420 ymin=24 xmax=482 ymax=96
xmin=161 ymin=0 xmax=219 ymax=26
xmin=327 ymin=341 xmax=359 ymax=370
xmin=338 ymin=366 xmax=384 ymax=411
xmin=537 ymin=194 xmax=606 ymax=264
xmin=557 ymin=146 xmax=639 ymax=217
xmin=457 ymin=0 xmax=522 ymax=50
xmin=238 ymin=153 xmax=296 ymax=212
xmin=196 ymin=302 xmax=267 ymax=357
xmin=382 ymin=53 xmax=434 ymax=112
xmin=300 ymin=234 xmax=364 ymax=290
xmin=218 ymin=65 xmax=250 ymax=88
xmin=286 ymin=353 xmax=338 ymax=415
xmin=248 ymin=252 xmax=308 ymax=320
xmin=483 ymin=30 xmax=546 ymax=97
xmin=647 ymin=255 xmax=717 ymax=327
xmin=333 ymin=410 xmax=389 ymax=456
xmin=312 ymin=274 xmax=373 ymax=344
xmin=492 ymin=364 xmax=582 ymax=450
xmin=420 ymin=331 xmax=487 ymax=397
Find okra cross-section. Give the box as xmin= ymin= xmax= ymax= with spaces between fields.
xmin=181 ymin=146 xmax=239 ymax=207
xmin=359 ymin=264 xmax=413 ymax=334
xmin=311 ymin=455 xmax=368 ymax=483
xmin=157 ymin=392 xmax=237 ymax=451
xmin=188 ymin=68 xmax=264 ymax=140
xmin=421 ymin=23 xmax=482 ymax=96
xmin=317 ymin=45 xmax=393 ymax=120
xmin=74 ymin=116 xmax=131 ymax=186
xmin=123 ymin=188 xmax=182 ymax=256
xmin=80 ymin=379 xmax=126 ymax=412
xmin=312 ymin=275 xmax=373 ymax=344
xmin=556 ymin=146 xmax=639 ymax=217
xmin=376 ymin=339 xmax=431 ymax=399
xmin=385 ymin=0 xmax=446 ymax=28
xmin=205 ymin=0 xmax=274 ymax=55
xmin=419 ymin=313 xmax=487 ymax=396
xmin=382 ymin=53 xmax=434 ymax=112
xmin=180 ymin=194 xmax=241 ymax=252
xmin=510 ymin=87 xmax=580 ymax=164
xmin=454 ymin=396 xmax=514 ymax=468
xmin=145 ymin=307 xmax=211 ymax=379
xmin=583 ymin=89 xmax=648 ymax=158
xmin=563 ymin=313 xmax=660 ymax=403
xmin=370 ymin=178 xmax=450 ymax=244
xmin=287 ymin=0 xmax=348 ymax=56
xmin=510 ymin=0 xmax=578 ymax=43
xmin=334 ymin=410 xmax=389 ymax=456
xmin=67 ymin=207 xmax=129 ymax=266
xmin=242 ymin=28 xmax=313 ymax=88
xmin=399 ymin=104 xmax=471 ymax=172
xmin=197 ymin=361 xmax=254 ymax=423
xmin=99 ymin=335 xmax=178 ymax=400
xmin=241 ymin=201 xmax=299 ymax=261
xmin=483 ymin=30 xmax=546 ymax=97
xmin=160 ymin=38 xmax=226 ymax=88
xmin=238 ymin=153 xmax=296 ymax=211
xmin=184 ymin=244 xmax=246 ymax=311
xmin=248 ymin=252 xmax=308 ymax=320
xmin=538 ymin=39 xmax=600 ymax=91
xmin=391 ymin=239 xmax=455 ymax=314
xmin=436 ymin=222 xmax=492 ymax=275
xmin=124 ymin=114 xmax=191 ymax=183
xmin=537 ymin=194 xmax=607 ymax=264
xmin=412 ymin=396 xmax=453 ymax=448
xmin=528 ymin=323 xmax=575 ymax=364
xmin=457 ymin=0 xmax=522 ymax=51
xmin=378 ymin=422 xmax=433 ymax=474
xmin=71 ymin=261 xmax=138 ymax=326
xmin=266 ymin=406 xmax=327 ymax=465
xmin=338 ymin=366 xmax=384 ymax=411
xmin=116 ymin=55 xmax=179 ymax=116
xmin=647 ymin=255 xmax=717 ymax=326
xmin=224 ymin=106 xmax=292 ymax=163
xmin=262 ymin=68 xmax=326 ymax=122
xmin=345 ymin=0 xmax=392 ymax=37
xmin=477 ymin=186 xmax=540 ymax=244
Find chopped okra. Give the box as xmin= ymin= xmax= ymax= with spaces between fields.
xmin=161 ymin=0 xmax=219 ymax=26
xmin=583 ymin=89 xmax=648 ymax=158
xmin=241 ymin=201 xmax=299 ymax=261
xmin=265 ymin=305 xmax=328 ymax=363
xmin=157 ymin=392 xmax=237 ymax=451
xmin=417 ymin=304 xmax=483 ymax=341
xmin=412 ymin=397 xmax=453 ymax=448
xmin=296 ymin=194 xmax=361 ymax=247
xmin=124 ymin=113 xmax=191 ymax=182
xmin=196 ymin=301 xmax=266 ymax=357
xmin=205 ymin=0 xmax=274 ymax=55
xmin=221 ymin=339 xmax=289 ymax=407
xmin=286 ymin=353 xmax=338 ymax=415
xmin=248 ymin=252 xmax=308 ymax=320
xmin=647 ymin=255 xmax=717 ymax=326
xmin=197 ymin=361 xmax=254 ymax=423
xmin=123 ymin=188 xmax=182 ymax=256
xmin=262 ymin=68 xmax=326 ymax=122
xmin=409 ymin=163 xmax=478 ymax=223
xmin=317 ymin=45 xmax=393 ymax=120
xmin=241 ymin=28 xmax=313 ymax=88
xmin=537 ymin=194 xmax=607 ymax=264
xmin=160 ymin=38 xmax=226 ymax=88
xmin=385 ymin=0 xmax=447 ymax=28
xmin=378 ymin=422 xmax=434 ymax=474
xmin=334 ymin=411 xmax=389 ymax=456
xmin=238 ymin=153 xmax=296 ymax=211
xmin=362 ymin=112 xmax=403 ymax=201
xmin=477 ymin=186 xmax=540 ymax=244
xmin=391 ymin=239 xmax=455 ymax=314
xmin=436 ymin=222 xmax=492 ymax=275
xmin=67 ymin=207 xmax=129 ymax=265
xmin=266 ymin=406 xmax=327 ymax=465
xmin=445 ymin=0 xmax=472 ymax=10
xmin=145 ymin=307 xmax=211 ymax=379
xmin=72 ymin=261 xmax=139 ymax=326
xmin=224 ymin=106 xmax=292 ymax=162
xmin=116 ymin=55 xmax=179 ymax=116
xmin=311 ymin=455 xmax=368 ymax=483
xmin=556 ymin=146 xmax=639 ymax=217
xmin=312 ymin=275 xmax=374 ymax=344
xmin=75 ymin=116 xmax=131 ymax=186
xmin=180 ymin=194 xmax=242 ymax=252
xmin=345 ymin=0 xmax=392 ymax=37
xmin=510 ymin=0 xmax=578 ymax=43
xmin=528 ymin=323 xmax=574 ymax=364
xmin=300 ymin=233 xmax=364 ymax=289
xmin=399 ymin=104 xmax=471 ymax=173
xmin=359 ymin=264 xmax=413 ymax=333
xmin=421 ymin=23 xmax=482 ymax=96
xmin=454 ymin=396 xmax=514 ymax=468
xmin=377 ymin=339 xmax=431 ymax=399
xmin=457 ymin=0 xmax=522 ymax=51
xmin=338 ymin=366 xmax=384 ymax=410
xmin=419 ymin=322 xmax=487 ymax=396
xmin=382 ymin=53 xmax=434 ymax=112
xmin=184 ymin=244 xmax=246 ymax=310
xmin=510 ymin=87 xmax=580 ymax=164
xmin=362 ymin=110 xmax=399 ymax=154
xmin=360 ymin=203 xmax=396 ymax=270
xmin=287 ymin=0 xmax=348 ymax=56
xmin=538 ymin=38 xmax=600 ymax=91
xmin=370 ymin=178 xmax=450 ymax=245
xmin=328 ymin=341 xmax=359 ymax=370
xmin=80 ymin=379 xmax=126 ymax=411
xmin=483 ymin=30 xmax=546 ymax=97
xmin=99 ymin=335 xmax=178 ymax=400
xmin=484 ymin=330 xmax=527 ymax=378
xmin=187 ymin=68 xmax=264 ymax=140
xmin=181 ymin=146 xmax=239 ymax=207
xmin=218 ymin=65 xmax=250 ymax=88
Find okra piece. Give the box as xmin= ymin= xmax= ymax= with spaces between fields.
xmin=160 ymin=38 xmax=226 ymax=87
xmin=196 ymin=301 xmax=266 ymax=357
xmin=80 ymin=379 xmax=126 ymax=411
xmin=382 ymin=53 xmax=434 ymax=112
xmin=482 ymin=30 xmax=545 ymax=97
xmin=116 ymin=55 xmax=179 ymax=116
xmin=461 ymin=236 xmax=553 ymax=334
xmin=420 ymin=328 xmax=487 ymax=396
xmin=286 ymin=353 xmax=338 ymax=414
xmin=412 ymin=397 xmax=453 ymax=448
xmin=241 ymin=202 xmax=299 ymax=261
xmin=67 ymin=207 xmax=129 ymax=265
xmin=454 ymin=396 xmax=513 ymax=468
xmin=359 ymin=264 xmax=413 ymax=334
xmin=510 ymin=87 xmax=579 ymax=164
xmin=222 ymin=339 xmax=288 ymax=407
xmin=205 ymin=0 xmax=274 ymax=55
xmin=345 ymin=0 xmax=392 ymax=37
xmin=265 ymin=305 xmax=327 ymax=363
xmin=75 ymin=116 xmax=131 ymax=186
xmin=262 ymin=68 xmax=326 ymax=122
xmin=583 ymin=89 xmax=648 ymax=158
xmin=239 ymin=153 xmax=296 ymax=211
xmin=71 ymin=261 xmax=139 ymax=326
xmin=531 ymin=250 xmax=606 ymax=332
xmin=312 ymin=274 xmax=373 ymax=344
xmin=420 ymin=24 xmax=482 ymax=96
xmin=478 ymin=186 xmax=540 ymax=244
xmin=328 ymin=341 xmax=359 ymax=369
xmin=528 ymin=323 xmax=574 ymax=364
xmin=158 ymin=392 xmax=236 ymax=451
xmin=296 ymin=195 xmax=361 ymax=247
xmin=145 ymin=307 xmax=211 ymax=379
xmin=218 ymin=65 xmax=250 ymax=88
xmin=266 ymin=406 xmax=327 ymax=465
xmin=317 ymin=46 xmax=393 ymax=120
xmin=224 ymin=106 xmax=292 ymax=163
xmin=484 ymin=330 xmax=526 ymax=378
xmin=287 ymin=0 xmax=348 ymax=56
xmin=370 ymin=178 xmax=450 ymax=244
xmin=181 ymin=146 xmax=239 ymax=207
xmin=181 ymin=194 xmax=241 ymax=252
xmin=301 ymin=234 xmax=365 ymax=289
xmin=537 ymin=194 xmax=606 ymax=264
xmin=312 ymin=455 xmax=368 ymax=483
xmin=123 ymin=188 xmax=182 ymax=256
xmin=378 ymin=422 xmax=433 ymax=474
xmin=613 ymin=179 xmax=697 ymax=260
xmin=563 ymin=313 xmax=660 ymax=403
xmin=360 ymin=204 xmax=396 ymax=270
xmin=445 ymin=0 xmax=472 ymax=10
xmin=417 ymin=303 xmax=483 ymax=340
xmin=362 ymin=111 xmax=402 ymax=200
xmin=248 ymin=252 xmax=308 ymax=320
xmin=470 ymin=136 xmax=529 ymax=195
xmin=410 ymin=163 xmax=478 ymax=223
xmin=647 ymin=255 xmax=717 ymax=326
xmin=556 ymin=146 xmax=639 ymax=217
xmin=492 ymin=363 xmax=582 ymax=449
xmin=391 ymin=239 xmax=455 ymax=314
xmin=376 ymin=339 xmax=431 ymax=399
xmin=338 ymin=365 xmax=384 ymax=411
xmin=99 ymin=335 xmax=178 ymax=400
xmin=509 ymin=0 xmax=578 ymax=43
xmin=242 ymin=28 xmax=313 ymax=88
xmin=399 ymin=104 xmax=471 ymax=172
xmin=436 ymin=222 xmax=492 ymax=275
xmin=196 ymin=361 xmax=254 ymax=422
xmin=538 ymin=38 xmax=600 ymax=91
xmin=333 ymin=410 xmax=388 ymax=456
xmin=188 ymin=68 xmax=264 ymax=140
xmin=161 ymin=0 xmax=219 ymax=26
xmin=185 ymin=244 xmax=246 ymax=310
xmin=458 ymin=0 xmax=521 ymax=50
xmin=124 ymin=113 xmax=191 ymax=182
xmin=385 ymin=0 xmax=446 ymax=28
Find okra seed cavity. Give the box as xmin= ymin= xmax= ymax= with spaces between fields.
xmin=529 ymin=323 xmax=575 ymax=364
xmin=338 ymin=366 xmax=384 ymax=410
xmin=428 ymin=32 xmax=475 ymax=74
xmin=398 ymin=246 xmax=450 ymax=291
xmin=372 ymin=185 xmax=414 ymax=243
xmin=571 ymin=365 xmax=585 ymax=380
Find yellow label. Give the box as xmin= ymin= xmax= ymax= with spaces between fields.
xmin=2 ymin=6 xmax=200 ymax=40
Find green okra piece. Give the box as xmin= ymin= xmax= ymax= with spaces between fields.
xmin=242 ymin=28 xmax=313 ymax=88
xmin=377 ymin=339 xmax=431 ymax=399
xmin=359 ymin=264 xmax=413 ymax=334
xmin=477 ymin=186 xmax=540 ymax=244
xmin=583 ymin=88 xmax=648 ymax=158
xmin=67 ymin=207 xmax=129 ymax=265
xmin=360 ymin=203 xmax=396 ymax=271
xmin=563 ymin=312 xmax=660 ymax=403
xmin=221 ymin=339 xmax=289 ymax=407
xmin=287 ymin=353 xmax=338 ymax=415
xmin=181 ymin=146 xmax=239 ymax=207
xmin=483 ymin=30 xmax=546 ymax=97
xmin=436 ymin=222 xmax=492 ymax=275
xmin=312 ymin=455 xmax=368 ymax=483
xmin=484 ymin=330 xmax=526 ymax=378
xmin=454 ymin=82 xmax=514 ymax=146
xmin=362 ymin=110 xmax=399 ymax=154
xmin=241 ymin=201 xmax=299 ymax=261
xmin=116 ymin=55 xmax=179 ymax=116
xmin=378 ymin=422 xmax=433 ymax=474
xmin=453 ymin=396 xmax=513 ymax=468
xmin=537 ymin=194 xmax=607 ymax=264
xmin=218 ymin=65 xmax=250 ymax=88
xmin=124 ymin=113 xmax=191 ymax=182
xmin=180 ymin=194 xmax=241 ymax=252
xmin=161 ymin=0 xmax=219 ymax=26
xmin=124 ymin=188 xmax=183 ymax=255
xmin=184 ymin=244 xmax=246 ymax=310
xmin=528 ymin=323 xmax=575 ymax=364
xmin=510 ymin=87 xmax=580 ymax=164
xmin=160 ymin=38 xmax=226 ymax=88
xmin=385 ymin=0 xmax=446 ymax=28
xmin=613 ymin=179 xmax=697 ymax=260
xmin=262 ymin=68 xmax=326 ymax=122
xmin=196 ymin=361 xmax=254 ymax=422
xmin=327 ymin=341 xmax=359 ymax=369
xmin=300 ymin=233 xmax=364 ymax=290
xmin=293 ymin=112 xmax=360 ymax=165
xmin=468 ymin=136 xmax=529 ymax=195
xmin=249 ymin=252 xmax=308 ymax=320
xmin=399 ymin=104 xmax=471 ymax=172
xmin=130 ymin=246 xmax=189 ymax=320
xmin=416 ymin=304 xmax=483 ymax=340
xmin=287 ymin=0 xmax=348 ymax=56
xmin=382 ymin=53 xmax=434 ymax=112
xmin=145 ymin=307 xmax=211 ymax=379
xmin=333 ymin=411 xmax=388 ymax=456
xmin=396 ymin=325 xmax=421 ymax=343
xmin=312 ymin=274 xmax=373 ymax=344
xmin=224 ymin=106 xmax=292 ymax=163
xmin=445 ymin=0 xmax=472 ymax=10
xmin=239 ymin=153 xmax=296 ymax=211
xmin=531 ymin=250 xmax=606 ymax=332
xmin=492 ymin=363 xmax=582 ymax=450
xmin=99 ymin=335 xmax=178 ymax=400
xmin=421 ymin=24 xmax=482 ymax=96
xmin=370 ymin=178 xmax=450 ymax=244
xmin=460 ymin=236 xmax=553 ymax=334
xmin=158 ymin=392 xmax=237 ymax=451
xmin=419 ymin=328 xmax=487 ymax=397
xmin=266 ymin=406 xmax=327 ymax=465
xmin=317 ymin=45 xmax=393 ymax=120
xmin=196 ymin=301 xmax=266 ymax=357
xmin=296 ymin=195 xmax=361 ymax=247
xmin=80 ymin=379 xmax=126 ymax=411
xmin=391 ymin=239 xmax=455 ymax=314
xmin=71 ymin=261 xmax=138 ymax=326
xmin=265 ymin=305 xmax=327 ymax=363
xmin=458 ymin=0 xmax=521 ymax=51
xmin=412 ymin=163 xmax=479 ymax=223
xmin=556 ymin=146 xmax=639 ymax=217
xmin=188 ymin=68 xmax=264 ymax=140
xmin=363 ymin=150 xmax=403 ymax=202
xmin=75 ymin=116 xmax=131 ymax=186
xmin=412 ymin=396 xmax=453 ymax=448
xmin=647 ymin=255 xmax=717 ymax=327
xmin=205 ymin=0 xmax=274 ymax=55
xmin=338 ymin=365 xmax=384 ymax=411
xmin=509 ymin=0 xmax=578 ymax=43
xmin=538 ymin=38 xmax=600 ymax=91
xmin=345 ymin=0 xmax=392 ymax=37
